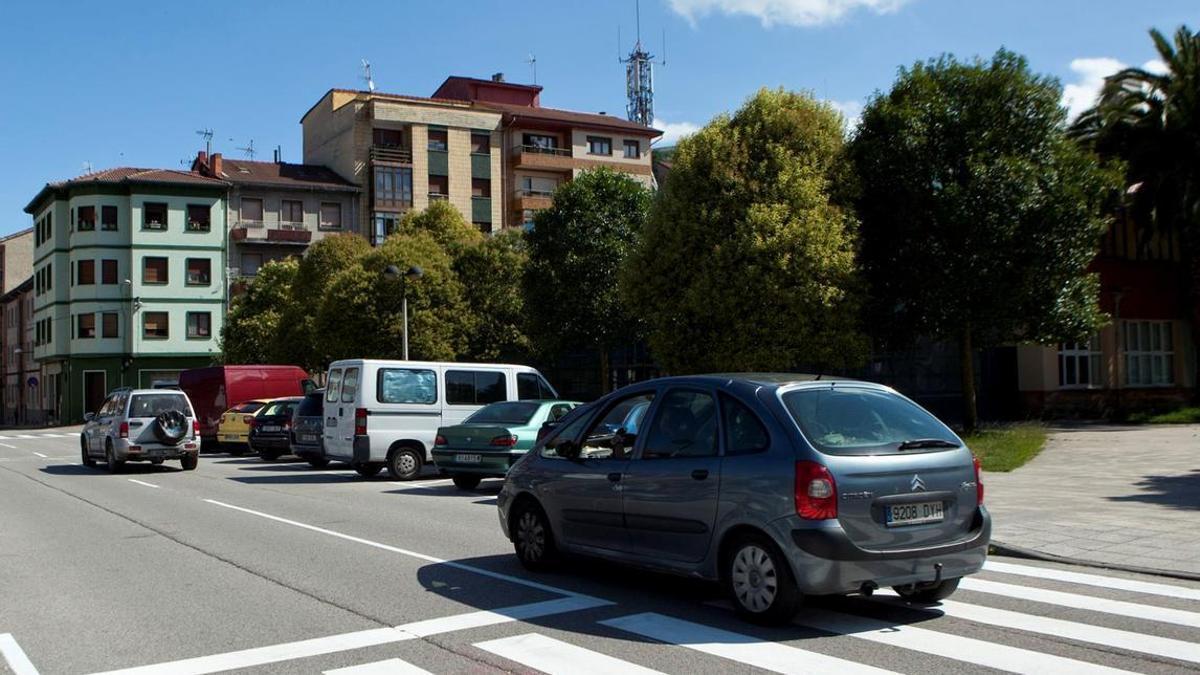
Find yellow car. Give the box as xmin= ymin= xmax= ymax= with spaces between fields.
xmin=217 ymin=399 xmax=269 ymax=455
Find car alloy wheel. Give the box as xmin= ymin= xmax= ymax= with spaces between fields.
xmin=516 ymin=511 xmax=546 ymax=562
xmin=731 ymin=544 xmax=779 ymax=614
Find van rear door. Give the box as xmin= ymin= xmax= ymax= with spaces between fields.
xmin=323 ymin=368 xmax=349 ymax=460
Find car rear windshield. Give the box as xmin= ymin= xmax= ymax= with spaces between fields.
xmin=233 ymin=401 xmax=264 ymax=413
xmin=295 ymin=393 xmax=323 ymax=416
xmin=465 ymin=401 xmax=542 ymax=425
xmin=782 ymin=387 xmax=959 ymax=456
xmin=260 ymin=401 xmax=297 ymax=417
xmin=129 ymin=394 xmax=193 ymax=418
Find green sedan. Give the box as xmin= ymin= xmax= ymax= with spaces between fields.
xmin=433 ymin=400 xmax=581 ymax=490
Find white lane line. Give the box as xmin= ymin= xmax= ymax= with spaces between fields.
xmin=0 ymin=633 xmax=39 ymax=675
xmin=93 ymin=597 xmax=607 ymax=675
xmin=476 ymin=632 xmax=665 ymax=675
xmin=11 ymin=435 xmax=36 ymax=439
xmin=127 ymin=479 xmax=160 ymax=489
xmin=876 ymin=592 xmax=1200 ymax=665
xmin=601 ymin=613 xmax=895 ymax=675
xmin=0 ymin=443 xmax=18 ymax=449
xmin=32 ymin=452 xmax=48 ymax=458
xmin=203 ymin=498 xmax=607 ymax=600
xmin=324 ymin=657 xmax=433 ymax=674
xmin=798 ymin=608 xmax=1135 ymax=675
xmin=960 ymin=577 xmax=1200 ymax=628
xmin=984 ymin=560 xmax=1200 ymax=601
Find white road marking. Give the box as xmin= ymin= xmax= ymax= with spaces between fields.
xmin=984 ymin=560 xmax=1200 ymax=601
xmin=476 ymin=632 xmax=666 ymax=675
xmin=32 ymin=452 xmax=48 ymax=458
xmin=12 ymin=435 xmax=36 ymax=439
xmin=960 ymin=577 xmax=1200 ymax=628
xmin=601 ymin=613 xmax=895 ymax=675
xmin=0 ymin=633 xmax=39 ymax=675
xmin=0 ymin=443 xmax=17 ymax=449
xmin=127 ymin=479 xmax=160 ymax=489
xmin=797 ymin=608 xmax=1135 ymax=674
xmin=876 ymin=592 xmax=1200 ymax=664
xmin=400 ymin=596 xmax=609 ymax=637
xmin=203 ymin=498 xmax=608 ymax=600
xmin=324 ymin=657 xmax=433 ymax=675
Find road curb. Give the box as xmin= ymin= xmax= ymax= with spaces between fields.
xmin=990 ymin=540 xmax=1200 ymax=582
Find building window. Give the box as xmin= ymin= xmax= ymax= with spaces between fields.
xmin=373 ymin=128 xmax=405 ymax=148
xmin=471 ymin=178 xmax=490 ymax=198
xmin=45 ymin=263 xmax=51 ymax=291
xmin=241 ymin=198 xmax=264 ymax=224
xmin=374 ymin=167 xmax=413 ymax=209
xmin=1058 ymin=336 xmax=1101 ymax=388
xmin=143 ymin=202 xmax=168 ymax=230
xmin=187 ymin=312 xmax=212 ymax=339
xmin=372 ymin=213 xmax=402 ymax=246
xmin=77 ymin=205 xmax=96 ymax=231
xmin=186 ymin=204 xmax=211 ymax=231
xmin=428 ymin=174 xmax=449 ymax=199
xmin=102 ymin=259 xmax=118 ymax=285
xmin=587 ymin=136 xmax=612 ymax=156
xmin=281 ymin=200 xmax=304 ymax=227
xmin=186 ymin=258 xmax=211 ymax=286
xmin=521 ymin=209 xmax=535 ymax=231
xmin=77 ymin=313 xmax=96 ymax=339
xmin=102 ymin=312 xmax=118 ymax=339
xmin=101 ymin=205 xmax=118 ymax=230
xmin=241 ymin=253 xmax=263 ymax=277
xmin=470 ymin=133 xmax=490 ymax=154
xmin=624 ymin=139 xmax=641 ymax=159
xmin=143 ymin=257 xmax=168 ymax=284
xmin=523 ymin=133 xmax=558 ymax=151
xmin=143 ymin=312 xmax=169 ymax=339
xmin=1124 ymin=320 xmax=1174 ymax=386
xmin=319 ymin=203 xmax=342 ymax=230
xmin=428 ymin=129 xmax=448 ymax=151
xmin=77 ymin=260 xmax=95 ymax=285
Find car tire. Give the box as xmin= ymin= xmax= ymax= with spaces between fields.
xmin=259 ymin=450 xmax=282 ymax=462
xmin=181 ymin=452 xmax=199 ymax=471
xmin=353 ymin=462 xmax=383 ymax=478
xmin=451 ymin=475 xmax=482 ymax=490
xmin=307 ymin=458 xmax=330 ymax=469
xmin=387 ymin=447 xmax=422 ymax=480
xmin=724 ymin=533 xmax=801 ymax=625
xmin=81 ymin=437 xmax=96 ymax=468
xmin=511 ymin=499 xmax=559 ymax=571
xmin=894 ymin=577 xmax=960 ymax=603
xmin=105 ymin=441 xmax=124 ymax=474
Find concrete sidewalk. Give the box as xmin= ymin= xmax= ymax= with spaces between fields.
xmin=984 ymin=423 xmax=1200 ymax=577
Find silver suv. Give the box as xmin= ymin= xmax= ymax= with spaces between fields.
xmin=81 ymin=388 xmax=202 ymax=472
xmin=498 ymin=374 xmax=990 ymax=624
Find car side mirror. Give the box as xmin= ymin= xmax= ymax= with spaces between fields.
xmin=84 ymin=412 xmax=96 ymax=422
xmin=556 ymin=439 xmax=581 ymax=460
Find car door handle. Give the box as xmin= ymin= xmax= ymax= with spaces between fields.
xmin=607 ymin=472 xmax=622 ymax=483
xmin=691 ymin=469 xmax=709 ymax=480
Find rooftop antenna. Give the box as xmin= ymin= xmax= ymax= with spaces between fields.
xmin=236 ymin=139 xmax=256 ymax=160
xmin=620 ymin=0 xmax=664 ymax=127
xmin=361 ymin=59 xmax=376 ymax=92
xmin=82 ymin=160 xmax=93 ymax=174
xmin=526 ymin=53 xmax=537 ymax=84
xmin=195 ymin=128 xmax=214 ymax=156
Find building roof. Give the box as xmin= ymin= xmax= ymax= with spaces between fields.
xmin=215 ymin=158 xmax=359 ymax=192
xmin=0 ymin=276 xmax=33 ymax=304
xmin=25 ymin=168 xmax=227 ymax=214
xmin=0 ymin=227 xmax=33 ymax=244
xmin=477 ymin=101 xmax=661 ymax=137
xmin=300 ymin=88 xmax=474 ymax=123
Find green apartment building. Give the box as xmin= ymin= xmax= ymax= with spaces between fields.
xmin=25 ymin=168 xmax=229 ymax=422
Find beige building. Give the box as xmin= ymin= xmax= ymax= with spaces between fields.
xmin=1 ymin=228 xmax=33 ymax=295
xmin=2 ymin=278 xmax=39 ymax=425
xmin=301 ymin=74 xmax=661 ymax=239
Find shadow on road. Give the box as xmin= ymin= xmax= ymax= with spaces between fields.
xmin=1109 ymin=470 xmax=1200 ymax=510
xmin=40 ymin=463 xmax=183 ymax=476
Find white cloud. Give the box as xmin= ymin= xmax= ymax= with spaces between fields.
xmin=826 ymin=99 xmax=863 ymax=132
xmin=667 ymin=0 xmax=909 ymax=28
xmin=655 ymin=118 xmax=702 ymax=145
xmin=1060 ymin=57 xmax=1125 ymax=121
xmin=1142 ymin=59 xmax=1169 ymax=75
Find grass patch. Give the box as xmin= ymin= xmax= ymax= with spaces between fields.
xmin=1125 ymin=407 xmax=1200 ymax=425
xmin=963 ymin=423 xmax=1047 ymax=472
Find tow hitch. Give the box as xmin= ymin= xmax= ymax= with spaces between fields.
xmin=896 ymin=562 xmax=944 ymax=595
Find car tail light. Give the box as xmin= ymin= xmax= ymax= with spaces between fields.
xmin=434 ymin=435 xmax=448 ymax=446
xmin=490 ymin=434 xmax=518 ymax=447
xmin=973 ymin=455 xmax=984 ymax=505
xmin=119 ymin=422 xmax=129 ymax=439
xmin=247 ymin=418 xmax=256 ymax=430
xmin=795 ymin=461 xmax=837 ymax=520
xmin=192 ymin=420 xmax=200 ymax=436
xmin=243 ymin=415 xmax=253 ymax=425
xmin=354 ymin=408 xmax=367 ymax=436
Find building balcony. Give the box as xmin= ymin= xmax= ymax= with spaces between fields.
xmin=230 ymin=226 xmax=313 ymax=246
xmin=510 ymin=145 xmax=574 ymax=172
xmin=512 ymin=189 xmax=554 ymax=212
xmin=370 ymin=145 xmax=413 ymax=164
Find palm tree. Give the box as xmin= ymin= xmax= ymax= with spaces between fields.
xmin=1071 ymin=25 xmax=1200 ymax=399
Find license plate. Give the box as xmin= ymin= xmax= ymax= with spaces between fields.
xmin=261 ymin=425 xmax=281 ymax=432
xmin=886 ymin=501 xmax=944 ymax=527
xmin=300 ymin=434 xmax=318 ymax=443
xmin=224 ymin=434 xmax=239 ymax=441
xmin=455 ymin=453 xmax=482 ymax=464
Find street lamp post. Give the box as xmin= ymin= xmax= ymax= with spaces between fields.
xmin=383 ymin=265 xmax=424 ymax=360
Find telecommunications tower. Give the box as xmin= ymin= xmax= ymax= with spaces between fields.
xmin=620 ymin=0 xmax=663 ymax=127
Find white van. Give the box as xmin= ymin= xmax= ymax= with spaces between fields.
xmin=322 ymin=359 xmax=558 ymax=479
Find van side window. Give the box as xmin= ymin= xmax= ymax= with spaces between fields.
xmin=720 ymin=393 xmax=770 ymax=456
xmin=325 ymin=369 xmax=343 ymax=403
xmin=517 ymin=373 xmax=540 ymax=400
xmin=446 ymin=370 xmax=506 ymax=405
xmin=377 ymin=368 xmax=437 ymax=404
xmin=341 ymin=367 xmax=360 ymax=403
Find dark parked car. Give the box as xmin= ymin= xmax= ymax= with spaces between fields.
xmin=497 ymin=374 xmax=989 ymax=624
xmin=292 ymin=390 xmax=327 ymax=468
xmin=249 ymin=396 xmax=303 ymax=461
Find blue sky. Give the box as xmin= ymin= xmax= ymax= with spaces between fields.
xmin=0 ymin=0 xmax=1195 ymax=236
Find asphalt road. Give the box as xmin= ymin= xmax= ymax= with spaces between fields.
xmin=2 ymin=428 xmax=1199 ymax=675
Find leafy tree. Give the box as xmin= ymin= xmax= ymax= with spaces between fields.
xmin=276 ymin=234 xmax=372 ymax=370
xmin=851 ymin=50 xmax=1121 ymax=430
xmin=221 ymin=259 xmax=299 ymax=365
xmin=525 ymin=167 xmax=651 ymax=392
xmin=1071 ymin=25 xmax=1200 ymax=394
xmin=398 ymin=199 xmax=484 ymax=253
xmin=457 ymin=229 xmax=531 ymax=362
xmin=623 ymin=88 xmax=867 ymax=376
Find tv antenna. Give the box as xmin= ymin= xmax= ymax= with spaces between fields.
xmin=619 ymin=0 xmax=665 ymax=127
xmin=361 ymin=59 xmax=376 ymax=92
xmin=81 ymin=160 xmax=93 ymax=174
xmin=195 ymin=128 xmax=214 ymax=156
xmin=526 ymin=53 xmax=537 ymax=84
xmin=236 ymin=139 xmax=256 ymax=160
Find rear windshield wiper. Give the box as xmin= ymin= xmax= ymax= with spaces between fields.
xmin=897 ymin=438 xmax=961 ymax=450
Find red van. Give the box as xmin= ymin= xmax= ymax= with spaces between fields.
xmin=179 ymin=366 xmax=315 ymax=446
